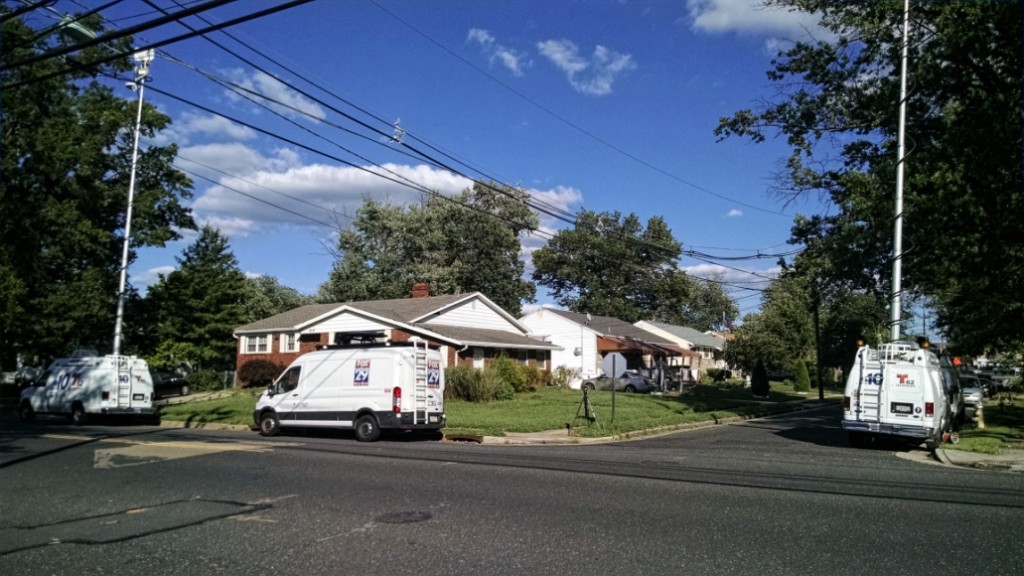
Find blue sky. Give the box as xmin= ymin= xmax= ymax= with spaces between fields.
xmin=36 ymin=0 xmax=834 ymax=318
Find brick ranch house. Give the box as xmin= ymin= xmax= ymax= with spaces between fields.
xmin=232 ymin=285 xmax=560 ymax=385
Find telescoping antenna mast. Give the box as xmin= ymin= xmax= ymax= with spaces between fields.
xmin=890 ymin=0 xmax=911 ymax=342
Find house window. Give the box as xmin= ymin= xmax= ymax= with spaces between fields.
xmin=246 ymin=335 xmax=269 ymax=354
xmin=517 ymin=349 xmax=529 ymax=365
xmin=472 ymin=348 xmax=484 ymax=369
xmin=281 ymin=333 xmax=297 ymax=353
xmin=538 ymin=352 xmax=547 ymax=370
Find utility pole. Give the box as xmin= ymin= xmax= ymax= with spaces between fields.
xmin=112 ymin=49 xmax=154 ymax=357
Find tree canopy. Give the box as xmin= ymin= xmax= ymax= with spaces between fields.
xmin=531 ymin=210 xmax=737 ymax=328
xmin=141 ymin=227 xmax=248 ymax=371
xmin=320 ymin=181 xmax=538 ymax=316
xmin=717 ymin=1 xmax=1023 ymax=354
xmin=1 ymin=7 xmax=194 ymax=365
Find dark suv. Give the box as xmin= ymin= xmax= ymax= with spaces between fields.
xmin=152 ymin=371 xmax=190 ymax=399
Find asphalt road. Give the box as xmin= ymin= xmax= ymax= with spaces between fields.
xmin=1 ymin=406 xmax=1021 ymax=576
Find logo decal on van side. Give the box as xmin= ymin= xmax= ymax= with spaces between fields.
xmin=427 ymin=360 xmax=440 ymax=388
xmin=895 ymin=373 xmax=915 ymax=386
xmin=866 ymin=373 xmax=883 ymax=386
xmin=354 ymin=359 xmax=370 ymax=386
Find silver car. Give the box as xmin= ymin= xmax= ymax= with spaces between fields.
xmin=581 ymin=370 xmax=657 ymax=393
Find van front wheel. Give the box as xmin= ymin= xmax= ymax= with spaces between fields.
xmin=258 ymin=412 xmax=280 ymax=437
xmin=354 ymin=414 xmax=380 ymax=442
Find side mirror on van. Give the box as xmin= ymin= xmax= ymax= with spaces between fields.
xmin=266 ymin=384 xmax=275 ymax=398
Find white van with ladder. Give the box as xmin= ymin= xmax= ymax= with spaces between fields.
xmin=842 ymin=341 xmax=960 ymax=449
xmin=253 ymin=338 xmax=446 ymax=442
xmin=19 ymin=352 xmax=155 ymax=425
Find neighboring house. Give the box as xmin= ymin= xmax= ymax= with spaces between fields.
xmin=634 ymin=321 xmax=728 ymax=380
xmin=519 ymin=308 xmax=698 ymax=386
xmin=233 ymin=284 xmax=560 ymax=385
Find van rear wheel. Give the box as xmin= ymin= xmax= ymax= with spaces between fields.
xmin=354 ymin=414 xmax=380 ymax=442
xmin=71 ymin=403 xmax=86 ymax=426
xmin=258 ymin=412 xmax=281 ymax=437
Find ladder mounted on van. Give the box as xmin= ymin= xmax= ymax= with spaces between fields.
xmin=411 ymin=337 xmax=428 ymax=425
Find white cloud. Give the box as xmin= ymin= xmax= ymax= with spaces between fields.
xmin=687 ymin=0 xmax=824 ymax=38
xmin=190 ymin=161 xmax=474 ymax=236
xmin=537 ymin=39 xmax=635 ymax=96
xmin=467 ymin=28 xmax=532 ymax=76
xmin=683 ymin=262 xmax=779 ymax=290
xmin=176 ymin=143 xmax=302 ymax=183
xmin=727 ymin=208 xmax=743 ymax=217
xmin=223 ymin=69 xmax=326 ymax=120
xmin=154 ymin=112 xmax=256 ymax=147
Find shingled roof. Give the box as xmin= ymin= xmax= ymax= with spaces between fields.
xmin=234 ymin=294 xmax=478 ymax=334
xmin=544 ymin=309 xmax=669 ymax=343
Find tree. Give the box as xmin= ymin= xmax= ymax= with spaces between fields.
xmin=321 ymin=181 xmax=538 ymax=316
xmin=243 ymin=275 xmax=312 ymax=322
xmin=726 ymin=272 xmax=815 ymax=374
xmin=751 ymin=357 xmax=770 ymax=398
xmin=716 ymin=1 xmax=1023 ymax=354
xmin=1 ymin=8 xmax=194 ymax=365
xmin=793 ymin=360 xmax=811 ymax=393
xmin=142 ymin=227 xmax=247 ymax=370
xmin=531 ymin=210 xmax=737 ymax=326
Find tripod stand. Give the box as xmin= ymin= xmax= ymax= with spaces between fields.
xmin=569 ymin=387 xmax=599 ymax=430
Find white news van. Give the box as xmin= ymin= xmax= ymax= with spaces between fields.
xmin=842 ymin=341 xmax=962 ymax=449
xmin=253 ymin=338 xmax=446 ymax=442
xmin=19 ymin=353 xmax=155 ymax=425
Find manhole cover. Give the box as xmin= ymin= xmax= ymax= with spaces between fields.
xmin=375 ymin=511 xmax=432 ymax=524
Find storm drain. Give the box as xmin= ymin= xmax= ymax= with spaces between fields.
xmin=375 ymin=511 xmax=432 ymax=524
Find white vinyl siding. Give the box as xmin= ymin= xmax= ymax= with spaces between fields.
xmin=422 ymin=298 xmax=520 ymax=332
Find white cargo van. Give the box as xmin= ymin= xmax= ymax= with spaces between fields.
xmin=253 ymin=339 xmax=446 ymax=442
xmin=19 ymin=353 xmax=155 ymax=425
xmin=842 ymin=341 xmax=959 ymax=450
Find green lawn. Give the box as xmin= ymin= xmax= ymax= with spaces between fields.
xmin=156 ymin=381 xmax=834 ymax=438
xmin=946 ymin=397 xmax=1024 ymax=454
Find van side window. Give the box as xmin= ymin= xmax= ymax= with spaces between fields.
xmin=275 ymin=367 xmax=301 ymax=394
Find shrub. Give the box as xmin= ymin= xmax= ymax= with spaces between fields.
xmin=751 ymin=358 xmax=770 ymax=398
xmin=490 ymin=356 xmax=528 ymax=393
xmin=445 ymin=365 xmax=481 ymax=401
xmin=187 ymin=369 xmax=229 ymax=393
xmin=551 ymin=366 xmax=579 ymax=389
xmin=238 ymin=359 xmax=285 ymax=389
xmin=519 ymin=364 xmax=548 ymax=391
xmin=793 ymin=361 xmax=811 ymax=393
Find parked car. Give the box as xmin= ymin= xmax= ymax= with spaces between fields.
xmin=581 ymin=370 xmax=657 ymax=393
xmin=152 ymin=371 xmax=190 ymax=399
xmin=960 ymin=381 xmax=984 ymax=410
xmin=959 ymin=373 xmax=992 ymax=398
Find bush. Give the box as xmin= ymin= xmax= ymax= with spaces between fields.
xmin=751 ymin=358 xmax=770 ymax=398
xmin=551 ymin=366 xmax=580 ymax=389
xmin=490 ymin=356 xmax=528 ymax=393
xmin=519 ymin=364 xmax=548 ymax=391
xmin=793 ymin=361 xmax=811 ymax=393
xmin=187 ymin=369 xmax=229 ymax=393
xmin=238 ymin=359 xmax=285 ymax=389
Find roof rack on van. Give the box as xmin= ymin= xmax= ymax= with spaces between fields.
xmin=316 ymin=332 xmax=438 ymax=351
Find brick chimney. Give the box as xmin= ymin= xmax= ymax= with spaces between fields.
xmin=411 ymin=283 xmax=430 ymax=298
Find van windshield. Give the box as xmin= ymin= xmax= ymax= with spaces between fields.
xmin=274 ymin=366 xmax=300 ymax=394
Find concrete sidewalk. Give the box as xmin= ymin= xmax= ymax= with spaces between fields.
xmin=935 ymin=447 xmax=1024 ymax=472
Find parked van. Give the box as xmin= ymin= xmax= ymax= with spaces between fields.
xmin=253 ymin=338 xmax=446 ymax=442
xmin=842 ymin=341 xmax=959 ymax=450
xmin=19 ymin=353 xmax=155 ymax=425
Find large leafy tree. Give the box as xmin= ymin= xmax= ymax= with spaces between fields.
xmin=142 ymin=227 xmax=247 ymax=371
xmin=1 ymin=7 xmax=194 ymax=365
xmin=243 ymin=275 xmax=313 ymax=322
xmin=716 ymin=1 xmax=1023 ymax=354
xmin=321 ymin=181 xmax=538 ymax=316
xmin=531 ymin=210 xmax=737 ymax=327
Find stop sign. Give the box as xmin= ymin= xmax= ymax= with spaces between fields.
xmin=602 ymin=352 xmax=627 ymax=378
